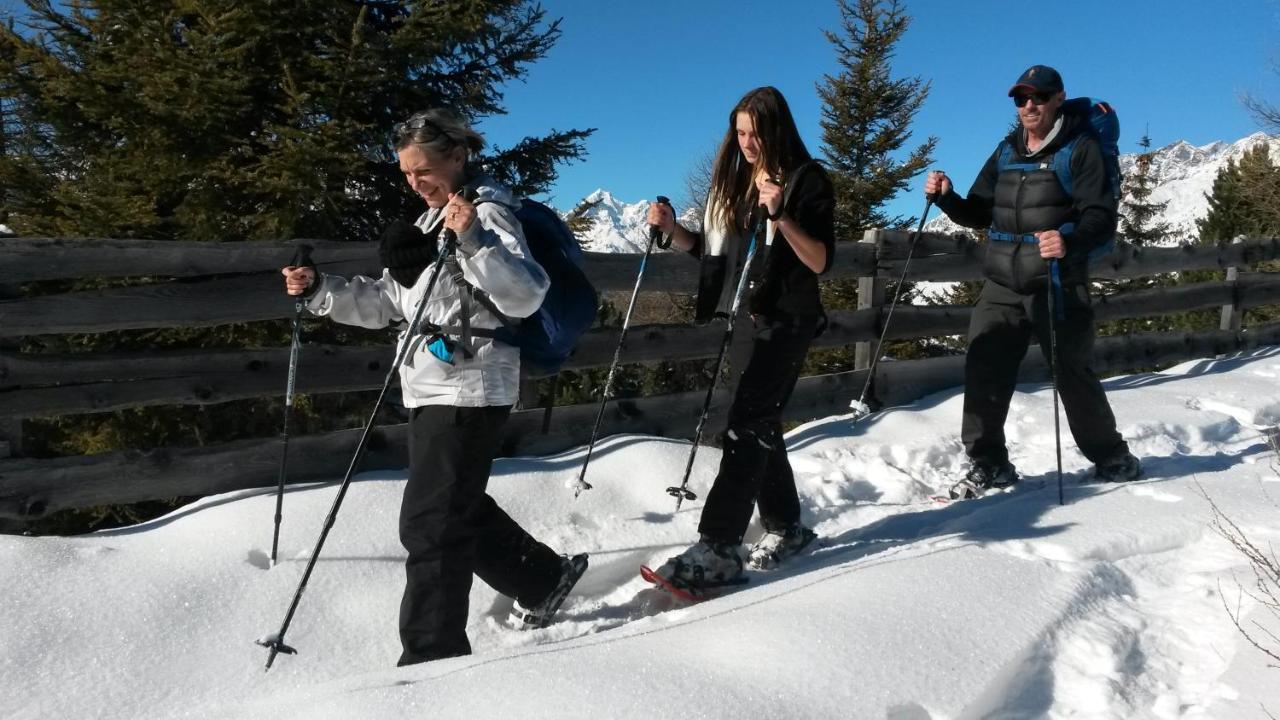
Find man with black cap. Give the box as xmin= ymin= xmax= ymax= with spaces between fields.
xmin=924 ymin=64 xmax=1141 ymax=499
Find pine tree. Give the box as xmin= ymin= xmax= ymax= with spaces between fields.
xmin=1198 ymin=143 xmax=1280 ymax=243
xmin=1114 ymin=142 xmax=1280 ymax=339
xmin=564 ymin=196 xmax=601 ymax=245
xmin=0 ymin=0 xmax=593 ymax=242
xmin=1098 ymin=132 xmax=1174 ymax=336
xmin=0 ymin=0 xmax=595 ymax=517
xmin=816 ymin=0 xmax=935 ymax=364
xmin=818 ymin=0 xmax=935 ymax=237
xmin=1119 ymin=131 xmax=1172 ymax=247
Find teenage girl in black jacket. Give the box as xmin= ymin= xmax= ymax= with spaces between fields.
xmin=645 ymin=86 xmax=834 ymax=589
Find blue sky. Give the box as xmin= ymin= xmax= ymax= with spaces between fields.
xmin=3 ymin=0 xmax=1276 ymax=224
xmin=477 ymin=0 xmax=1280 ymax=222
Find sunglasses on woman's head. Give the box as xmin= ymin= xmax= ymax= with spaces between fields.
xmin=393 ymin=114 xmax=452 ymax=144
xmin=1013 ymin=91 xmax=1056 ymax=108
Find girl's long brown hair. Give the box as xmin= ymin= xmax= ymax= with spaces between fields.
xmin=706 ymin=86 xmax=812 ymax=234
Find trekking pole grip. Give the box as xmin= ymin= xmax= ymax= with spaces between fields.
xmin=652 ymin=195 xmax=673 ymax=249
xmin=286 ymin=243 xmax=315 ymax=298
xmin=443 ymin=186 xmax=481 ymax=245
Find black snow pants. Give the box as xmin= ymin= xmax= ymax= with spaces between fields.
xmin=397 ymin=404 xmax=562 ymax=666
xmin=697 ymin=314 xmax=818 ymax=544
xmin=962 ymin=279 xmax=1129 ymax=468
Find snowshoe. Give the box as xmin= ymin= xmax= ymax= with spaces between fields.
xmin=747 ymin=523 xmax=818 ymax=571
xmin=1093 ymin=452 xmax=1141 ymax=482
xmin=508 ymin=553 xmax=589 ymax=630
xmin=640 ymin=538 xmax=747 ymax=602
xmin=640 ymin=563 xmax=747 ymax=603
xmin=944 ymin=461 xmax=1018 ymax=500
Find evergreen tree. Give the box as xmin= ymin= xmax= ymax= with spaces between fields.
xmin=1106 ymin=142 xmax=1280 ymax=341
xmin=816 ymin=0 xmax=935 ymax=364
xmin=0 ymin=0 xmax=593 ymax=242
xmin=564 ymin=196 xmax=601 ymax=245
xmin=1096 ymin=129 xmax=1173 ymax=325
xmin=818 ymin=0 xmax=935 ymax=238
xmin=1198 ymin=143 xmax=1280 ymax=243
xmin=1119 ymin=131 xmax=1172 ymax=247
xmin=1098 ymin=132 xmax=1173 ymax=336
xmin=0 ymin=1 xmax=594 ymax=530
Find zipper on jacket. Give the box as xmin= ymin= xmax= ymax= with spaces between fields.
xmin=1013 ymin=172 xmax=1027 ymax=289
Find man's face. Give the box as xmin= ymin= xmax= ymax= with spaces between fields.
xmin=1014 ymin=89 xmax=1064 ymax=137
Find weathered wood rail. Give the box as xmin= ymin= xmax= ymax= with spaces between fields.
xmin=1 ymin=231 xmax=1277 ymax=524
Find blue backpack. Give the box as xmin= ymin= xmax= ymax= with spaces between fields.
xmin=461 ymin=199 xmax=598 ymax=377
xmin=995 ymin=96 xmax=1121 ymax=261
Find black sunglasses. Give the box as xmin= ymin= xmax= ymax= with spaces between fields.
xmin=392 ymin=114 xmax=454 ymax=145
xmin=1013 ymin=91 xmax=1056 ymax=108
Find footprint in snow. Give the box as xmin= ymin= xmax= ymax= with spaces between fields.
xmin=1126 ymin=486 xmax=1182 ymax=503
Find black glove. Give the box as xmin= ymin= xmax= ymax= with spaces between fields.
xmin=379 ymin=219 xmax=438 ymax=288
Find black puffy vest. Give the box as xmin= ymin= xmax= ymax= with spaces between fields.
xmin=984 ymin=151 xmax=1084 ymax=294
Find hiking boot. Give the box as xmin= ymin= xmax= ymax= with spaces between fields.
xmin=948 ymin=461 xmax=1018 ymax=500
xmin=747 ymin=523 xmax=818 ymax=571
xmin=652 ymin=537 xmax=745 ymax=588
xmin=1094 ymin=452 xmax=1141 ymax=483
xmin=508 ymin=553 xmax=589 ymax=630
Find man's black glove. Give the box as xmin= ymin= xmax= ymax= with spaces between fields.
xmin=379 ymin=219 xmax=439 ymax=288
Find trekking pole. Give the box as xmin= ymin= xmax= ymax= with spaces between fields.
xmin=850 ymin=193 xmax=936 ymax=420
xmin=1046 ymin=258 xmax=1065 ymax=506
xmin=270 ymin=243 xmax=314 ymax=568
xmin=572 ymin=196 xmax=673 ymax=498
xmin=666 ymin=210 xmax=767 ymax=513
xmin=257 ymin=191 xmax=476 ymax=671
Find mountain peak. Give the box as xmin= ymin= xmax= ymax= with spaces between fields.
xmin=583 ymin=188 xmax=617 ymax=206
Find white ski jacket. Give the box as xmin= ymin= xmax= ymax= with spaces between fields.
xmin=306 ymin=176 xmax=548 ymax=408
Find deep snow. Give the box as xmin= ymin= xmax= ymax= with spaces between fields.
xmin=3 ymin=349 xmax=1280 ymax=719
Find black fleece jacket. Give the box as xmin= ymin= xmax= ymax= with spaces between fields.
xmin=686 ymin=162 xmax=836 ymax=321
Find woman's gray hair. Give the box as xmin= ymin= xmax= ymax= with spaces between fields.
xmin=392 ymin=108 xmax=485 ymax=158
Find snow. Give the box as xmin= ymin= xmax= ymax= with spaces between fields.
xmin=4 ymin=349 xmax=1280 ymax=719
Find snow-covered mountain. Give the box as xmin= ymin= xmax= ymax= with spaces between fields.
xmin=563 ymin=189 xmax=701 ymax=253
xmin=923 ymin=131 xmax=1280 ymax=243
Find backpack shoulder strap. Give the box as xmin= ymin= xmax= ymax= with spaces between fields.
xmin=443 ymin=203 xmax=521 ymax=333
xmin=1052 ymin=134 xmax=1083 ymax=198
xmin=995 ymin=139 xmax=1044 ymax=174
xmin=996 ymin=140 xmax=1013 ymax=173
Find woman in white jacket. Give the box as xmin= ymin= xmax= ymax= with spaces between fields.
xmin=282 ymin=109 xmax=587 ymax=666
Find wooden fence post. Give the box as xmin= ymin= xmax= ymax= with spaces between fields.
xmin=518 ymin=375 xmax=560 ymax=435
xmin=854 ymin=229 xmax=887 ymax=372
xmin=0 ymin=274 xmax=28 ymax=533
xmin=0 ymin=280 xmax=22 ymax=460
xmin=1219 ymin=237 xmax=1247 ymax=332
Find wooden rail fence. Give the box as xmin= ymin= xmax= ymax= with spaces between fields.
xmin=1 ymin=231 xmax=1278 ymax=525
